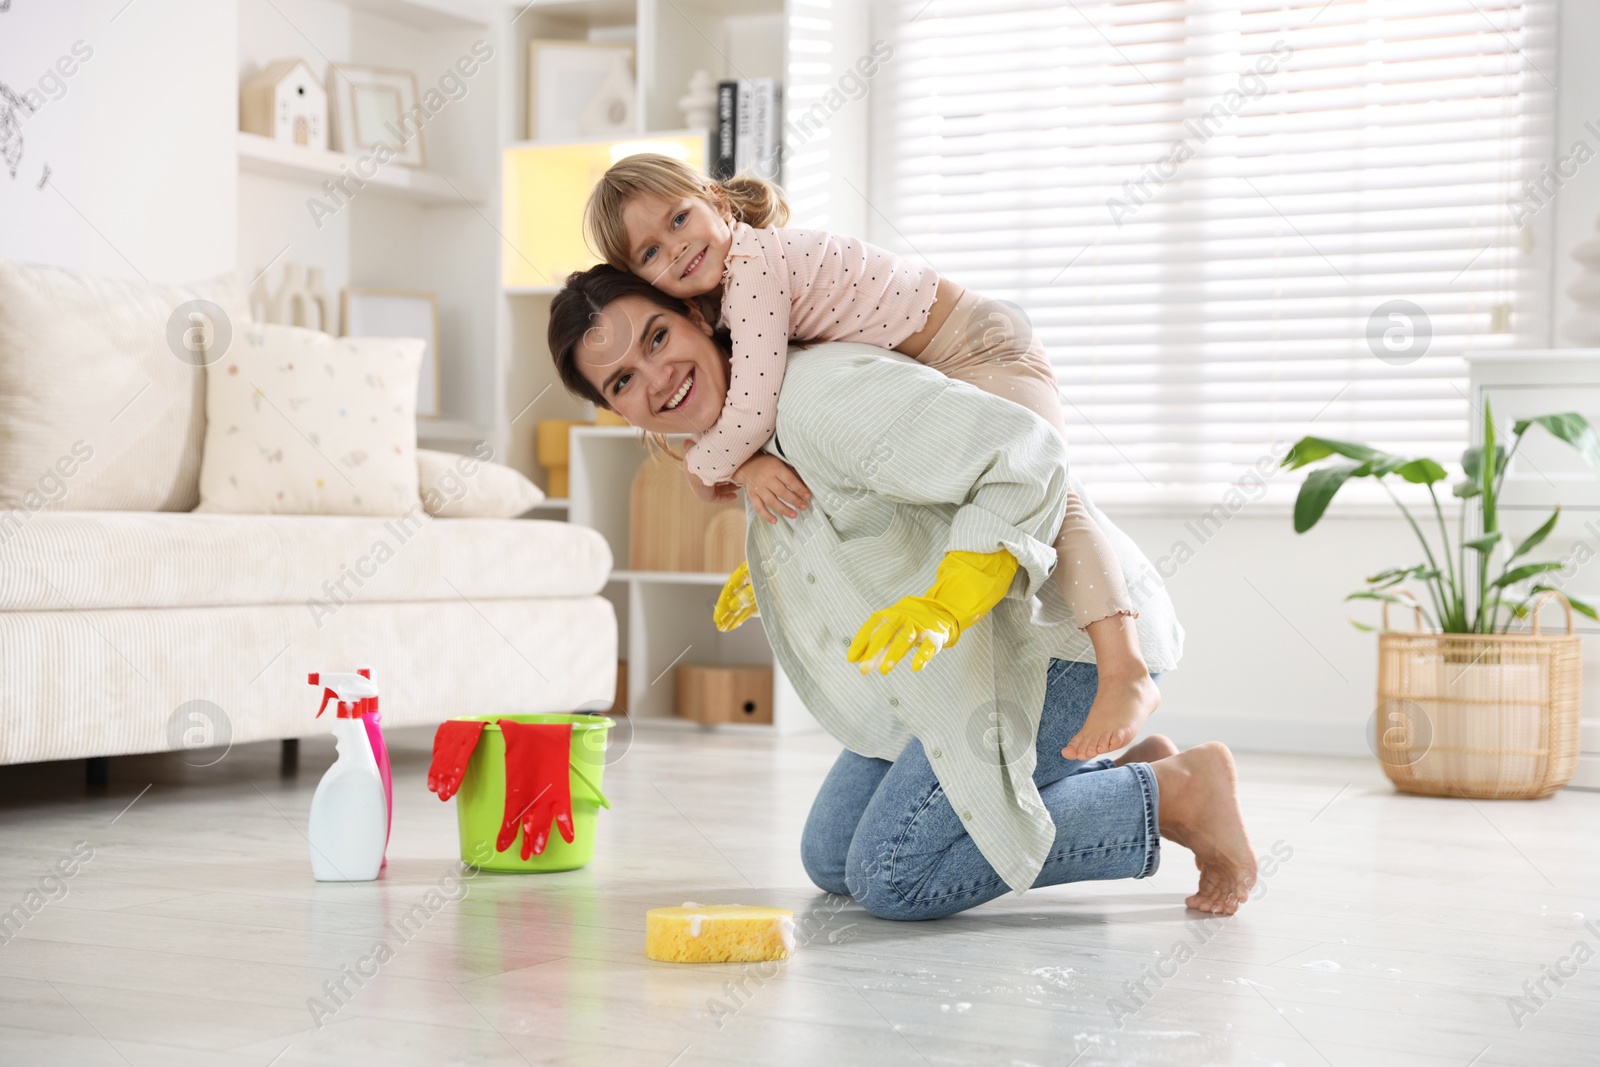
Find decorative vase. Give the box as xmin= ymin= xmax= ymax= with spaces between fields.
xmin=306 ymin=267 xmax=336 ymax=334
xmin=579 ymin=54 xmax=637 ymax=137
xmin=1561 ymin=215 xmax=1600 ymax=345
xmin=268 ymin=263 xmax=316 ymax=329
xmin=249 ymin=274 xmax=272 ymax=323
xmin=678 ymin=70 xmax=717 ymax=130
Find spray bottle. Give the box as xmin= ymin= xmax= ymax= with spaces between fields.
xmin=307 ymin=671 xmax=386 ymax=881
xmin=354 ymin=667 xmax=392 ymax=869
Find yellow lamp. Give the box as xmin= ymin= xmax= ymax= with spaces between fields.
xmin=501 ymin=132 xmax=708 ymax=290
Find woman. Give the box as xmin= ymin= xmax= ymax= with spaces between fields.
xmin=549 ymin=265 xmax=1258 ymax=918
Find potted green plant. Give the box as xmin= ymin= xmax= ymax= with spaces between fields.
xmin=1281 ymin=401 xmax=1600 ymax=798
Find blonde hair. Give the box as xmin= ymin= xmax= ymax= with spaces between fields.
xmin=584 ymin=154 xmax=790 ymax=270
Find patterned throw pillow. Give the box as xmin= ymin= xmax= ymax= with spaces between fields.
xmin=197 ymin=323 xmax=423 ymax=515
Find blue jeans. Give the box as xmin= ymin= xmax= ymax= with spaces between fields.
xmin=800 ymin=659 xmax=1161 ymax=921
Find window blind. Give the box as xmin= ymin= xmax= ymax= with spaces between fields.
xmin=869 ymin=0 xmax=1557 ymax=502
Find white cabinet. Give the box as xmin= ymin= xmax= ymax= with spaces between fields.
xmin=1468 ymin=350 xmax=1600 ymax=788
xmin=1468 ymin=351 xmax=1600 ymax=511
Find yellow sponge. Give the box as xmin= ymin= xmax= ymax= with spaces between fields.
xmin=645 ymin=904 xmax=795 ymax=963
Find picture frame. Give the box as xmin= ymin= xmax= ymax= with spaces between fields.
xmin=526 ymin=41 xmax=636 ymax=142
xmin=327 ymin=64 xmax=426 ymax=168
xmin=340 ymin=287 xmax=440 ymax=419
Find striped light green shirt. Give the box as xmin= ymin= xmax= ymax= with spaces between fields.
xmin=745 ymin=343 xmax=1183 ymax=894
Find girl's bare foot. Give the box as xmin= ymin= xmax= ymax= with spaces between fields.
xmin=1150 ymin=742 xmax=1256 ymax=915
xmin=1114 ymin=733 xmax=1178 ymax=766
xmin=1061 ymin=668 xmax=1160 ymax=761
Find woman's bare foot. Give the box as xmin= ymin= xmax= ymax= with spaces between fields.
xmin=1115 ymin=733 xmax=1178 ymax=766
xmin=1061 ymin=667 xmax=1160 ymax=761
xmin=1150 ymin=742 xmax=1256 ymax=915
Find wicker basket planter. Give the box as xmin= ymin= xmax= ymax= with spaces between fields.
xmin=1375 ymin=592 xmax=1582 ymax=799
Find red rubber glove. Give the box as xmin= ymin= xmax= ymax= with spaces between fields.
xmin=496 ymin=721 xmax=574 ymax=859
xmin=427 ymin=720 xmax=485 ymax=802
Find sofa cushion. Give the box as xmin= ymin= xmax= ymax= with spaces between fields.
xmin=418 ymin=448 xmax=545 ymax=518
xmin=0 ymin=511 xmax=612 ymax=611
xmin=0 ymin=259 xmax=248 ymax=515
xmin=198 ymin=323 xmax=423 ymax=516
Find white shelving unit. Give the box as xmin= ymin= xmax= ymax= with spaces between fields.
xmin=411 ymin=417 xmax=493 ymax=444
xmin=569 ymin=426 xmax=816 ymax=732
xmin=236 ymin=0 xmax=502 ymax=453
xmin=236 ymin=132 xmax=489 ymax=205
xmin=337 ymin=0 xmax=492 ymax=28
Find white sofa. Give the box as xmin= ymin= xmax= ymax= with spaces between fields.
xmin=0 ymin=259 xmax=616 ymax=767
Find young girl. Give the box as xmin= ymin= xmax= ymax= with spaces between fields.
xmin=583 ymin=155 xmax=1158 ymax=761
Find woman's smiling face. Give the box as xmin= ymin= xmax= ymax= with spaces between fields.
xmin=575 ymin=293 xmax=729 ymax=434
xmin=620 ymin=191 xmax=733 ymax=299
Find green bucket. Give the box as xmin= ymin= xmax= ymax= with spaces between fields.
xmin=453 ymin=713 xmax=614 ymax=873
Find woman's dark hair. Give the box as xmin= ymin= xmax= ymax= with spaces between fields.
xmin=548 ymin=264 xmax=728 ymax=410
xmin=548 ymin=265 xmax=687 ymax=409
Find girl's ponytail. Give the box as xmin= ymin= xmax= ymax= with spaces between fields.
xmin=718 ymin=173 xmax=790 ymax=229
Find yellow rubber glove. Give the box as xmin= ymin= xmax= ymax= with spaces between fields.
xmin=714 ymin=561 xmax=759 ymax=632
xmin=847 ymin=548 xmax=1019 ymax=675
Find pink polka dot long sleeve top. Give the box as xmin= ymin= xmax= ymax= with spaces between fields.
xmin=685 ymin=222 xmax=942 ymax=485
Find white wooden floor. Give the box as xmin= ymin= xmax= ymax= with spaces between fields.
xmin=1 ymin=725 xmax=1597 ymax=1067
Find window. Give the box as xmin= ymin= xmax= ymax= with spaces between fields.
xmin=870 ymin=0 xmax=1557 ymax=501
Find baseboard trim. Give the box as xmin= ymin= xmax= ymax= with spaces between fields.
xmin=1153 ymin=714 xmax=1600 ymax=792
xmin=1572 ymin=754 xmax=1600 ymax=792
xmin=1153 ymin=713 xmax=1369 ymax=758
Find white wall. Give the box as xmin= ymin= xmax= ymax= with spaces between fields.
xmin=1109 ymin=508 xmax=1389 ymax=757
xmin=1107 ymin=503 xmax=1600 ymax=756
xmin=0 ymin=0 xmax=235 ymax=281
xmin=1551 ymin=0 xmax=1600 ymax=342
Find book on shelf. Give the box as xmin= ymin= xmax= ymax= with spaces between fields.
xmin=713 ymin=80 xmax=737 ymax=180
xmin=714 ymin=78 xmax=780 ymax=184
xmin=734 ymin=80 xmax=753 ymax=176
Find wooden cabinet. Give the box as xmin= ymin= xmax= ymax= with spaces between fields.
xmin=676 ymin=665 xmax=774 ymax=725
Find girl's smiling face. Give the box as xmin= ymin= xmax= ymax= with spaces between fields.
xmin=620 ymin=191 xmax=734 ymax=299
xmin=575 ymin=293 xmax=729 ymax=434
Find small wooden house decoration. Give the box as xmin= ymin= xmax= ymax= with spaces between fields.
xmin=241 ymin=59 xmax=327 ymax=149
